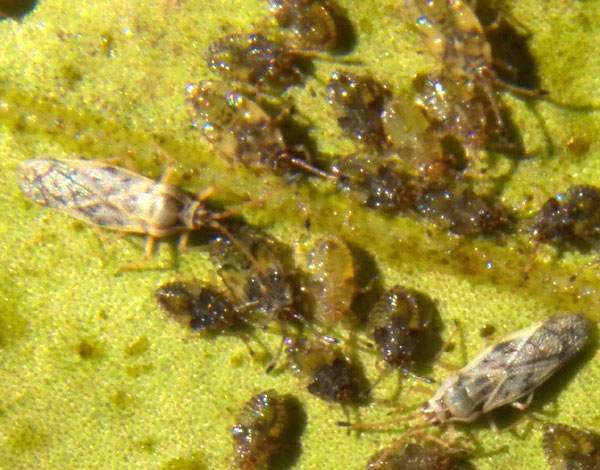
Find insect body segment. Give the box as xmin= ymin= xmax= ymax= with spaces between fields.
xmin=423 ymin=314 xmax=592 ymax=425
xmin=542 ymin=423 xmax=600 ymax=470
xmin=269 ymin=0 xmax=340 ymax=52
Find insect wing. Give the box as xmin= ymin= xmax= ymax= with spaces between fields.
xmin=455 ymin=315 xmax=591 ymax=414
xmin=19 ymin=159 xmax=150 ymax=230
xmin=480 ymin=315 xmax=592 ymax=412
xmin=454 ymin=326 xmax=538 ymax=415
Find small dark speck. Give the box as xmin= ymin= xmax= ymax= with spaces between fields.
xmin=77 ymin=338 xmax=102 ymax=360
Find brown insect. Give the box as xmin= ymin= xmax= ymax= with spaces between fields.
xmin=284 ymin=335 xmax=370 ymax=407
xmin=186 ymin=80 xmax=335 ymax=180
xmin=531 ymin=185 xmax=600 ymax=249
xmin=367 ymin=286 xmax=432 ymax=375
xmin=154 ymin=281 xmax=257 ymax=341
xmin=405 ymin=0 xmax=493 ymax=81
xmin=542 ymin=422 xmax=600 ymax=470
xmin=367 ymin=439 xmax=467 ymax=470
xmin=210 ymin=229 xmax=301 ymax=331
xmin=413 ymin=71 xmax=499 ymax=162
xmin=326 ymin=70 xmax=389 ymax=147
xmin=416 ymin=182 xmax=511 ymax=236
xmin=404 ymin=0 xmax=530 ymax=164
xmin=331 ymin=155 xmax=421 ymax=212
xmin=205 ymin=33 xmax=305 ymax=92
xmin=269 ymin=0 xmax=342 ymax=52
xmin=231 ymin=390 xmax=291 ymax=470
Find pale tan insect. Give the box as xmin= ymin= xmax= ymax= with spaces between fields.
xmin=404 ymin=0 xmax=511 ymax=162
xmin=405 ymin=0 xmax=492 ymax=81
xmin=381 ymin=97 xmax=447 ymax=178
xmin=17 ymin=158 xmax=251 ymax=262
xmin=423 ymin=314 xmax=593 ymax=425
xmin=342 ymin=314 xmax=593 ymax=435
xmin=305 ymin=235 xmax=355 ymax=326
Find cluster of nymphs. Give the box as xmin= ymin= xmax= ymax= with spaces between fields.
xmin=14 ymin=0 xmax=600 ymax=469
xmin=221 ymin=311 xmax=595 ymax=470
xmin=183 ymin=0 xmax=600 ymax=246
xmin=185 ymin=0 xmax=349 ymax=180
xmin=153 ymin=227 xmax=595 ymax=469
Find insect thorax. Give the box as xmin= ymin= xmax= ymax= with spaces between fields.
xmin=424 ymin=377 xmax=477 ymax=424
xmin=139 ymin=185 xmax=186 ymax=236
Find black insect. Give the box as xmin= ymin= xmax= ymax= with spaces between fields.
xmin=367 ymin=286 xmax=431 ymax=373
xmin=285 ymin=336 xmax=370 ymax=405
xmin=326 ymin=71 xmax=389 ymax=146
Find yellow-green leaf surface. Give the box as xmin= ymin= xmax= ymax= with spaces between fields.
xmin=1 ymin=0 xmax=599 ymax=469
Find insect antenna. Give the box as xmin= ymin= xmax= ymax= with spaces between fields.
xmin=336 ymin=411 xmax=427 ymax=431
xmin=207 ymin=219 xmax=267 ymax=277
xmin=203 ymin=191 xmax=281 ymax=277
xmin=371 ymin=366 xmax=435 ymax=393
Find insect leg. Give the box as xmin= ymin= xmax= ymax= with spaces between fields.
xmin=177 ymin=230 xmax=191 ymax=251
xmin=158 ymin=164 xmax=176 ymax=184
xmin=510 ymin=391 xmax=534 ymax=411
xmin=492 ymin=78 xmax=548 ymax=98
xmin=196 ymin=187 xmax=216 ymax=202
xmin=144 ymin=235 xmax=157 ymax=258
